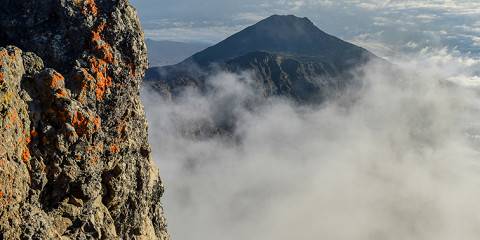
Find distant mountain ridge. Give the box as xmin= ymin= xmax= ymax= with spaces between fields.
xmin=146 ymin=15 xmax=379 ymax=103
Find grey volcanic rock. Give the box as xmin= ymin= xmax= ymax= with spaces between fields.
xmin=0 ymin=1 xmax=169 ymax=239
xmin=146 ymin=15 xmax=377 ymax=103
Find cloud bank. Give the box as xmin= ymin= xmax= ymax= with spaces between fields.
xmin=142 ymin=50 xmax=480 ymax=239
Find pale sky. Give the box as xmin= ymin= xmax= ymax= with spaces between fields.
xmin=130 ymin=0 xmax=480 ymax=61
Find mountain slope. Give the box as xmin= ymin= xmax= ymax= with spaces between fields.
xmin=146 ymin=15 xmax=377 ymax=103
xmin=189 ymin=15 xmax=373 ymax=67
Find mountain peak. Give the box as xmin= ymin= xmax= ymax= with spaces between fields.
xmin=147 ymin=14 xmax=378 ymax=104
xmin=188 ymin=15 xmax=371 ymax=66
xmin=261 ymin=14 xmax=313 ymax=25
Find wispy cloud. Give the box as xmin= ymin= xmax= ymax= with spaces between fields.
xmin=142 ymin=49 xmax=480 ymax=240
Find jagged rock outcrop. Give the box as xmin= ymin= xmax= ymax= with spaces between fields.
xmin=0 ymin=1 xmax=169 ymax=239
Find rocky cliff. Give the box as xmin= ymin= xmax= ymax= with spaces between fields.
xmin=0 ymin=1 xmax=169 ymax=239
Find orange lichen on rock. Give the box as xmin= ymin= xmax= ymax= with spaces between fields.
xmin=47 ymin=71 xmax=65 ymax=90
xmin=21 ymin=148 xmax=30 ymax=164
xmin=0 ymin=49 xmax=7 ymax=60
xmin=6 ymin=110 xmax=20 ymax=129
xmin=88 ymin=22 xmax=115 ymax=100
xmin=30 ymin=129 xmax=38 ymax=138
xmin=89 ymin=57 xmax=112 ymax=100
xmin=86 ymin=0 xmax=98 ymax=16
xmin=71 ymin=111 xmax=89 ymax=136
xmin=55 ymin=89 xmax=70 ymax=98
xmin=70 ymin=111 xmax=101 ymax=137
xmin=109 ymin=144 xmax=120 ymax=154
xmin=72 ymin=68 xmax=95 ymax=103
xmin=92 ymin=23 xmax=114 ymax=63
xmin=77 ymin=0 xmax=98 ymax=16
xmin=92 ymin=115 xmax=101 ymax=130
xmin=90 ymin=156 xmax=99 ymax=165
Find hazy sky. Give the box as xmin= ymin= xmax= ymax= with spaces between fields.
xmin=130 ymin=0 xmax=480 ymax=58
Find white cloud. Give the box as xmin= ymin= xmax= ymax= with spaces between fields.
xmin=144 ymin=23 xmax=245 ymax=43
xmin=406 ymin=41 xmax=419 ymax=49
xmin=233 ymin=12 xmax=266 ymax=22
xmin=447 ymin=75 xmax=480 ymax=87
xmin=471 ymin=36 xmax=480 ymax=47
xmin=142 ymin=49 xmax=480 ymax=240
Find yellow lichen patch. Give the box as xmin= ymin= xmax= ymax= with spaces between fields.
xmin=1 ymin=91 xmax=15 ymax=107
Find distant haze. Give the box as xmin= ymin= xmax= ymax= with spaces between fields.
xmin=146 ymin=39 xmax=210 ymax=67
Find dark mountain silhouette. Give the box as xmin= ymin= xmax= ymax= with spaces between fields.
xmin=145 ymin=15 xmax=379 ymax=102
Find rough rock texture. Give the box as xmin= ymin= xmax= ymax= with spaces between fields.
xmin=0 ymin=1 xmax=169 ymax=239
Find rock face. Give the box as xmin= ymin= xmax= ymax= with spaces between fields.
xmin=0 ymin=1 xmax=169 ymax=239
xmin=145 ymin=15 xmax=378 ymax=103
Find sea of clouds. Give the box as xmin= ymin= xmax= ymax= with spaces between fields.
xmin=142 ymin=48 xmax=480 ymax=239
